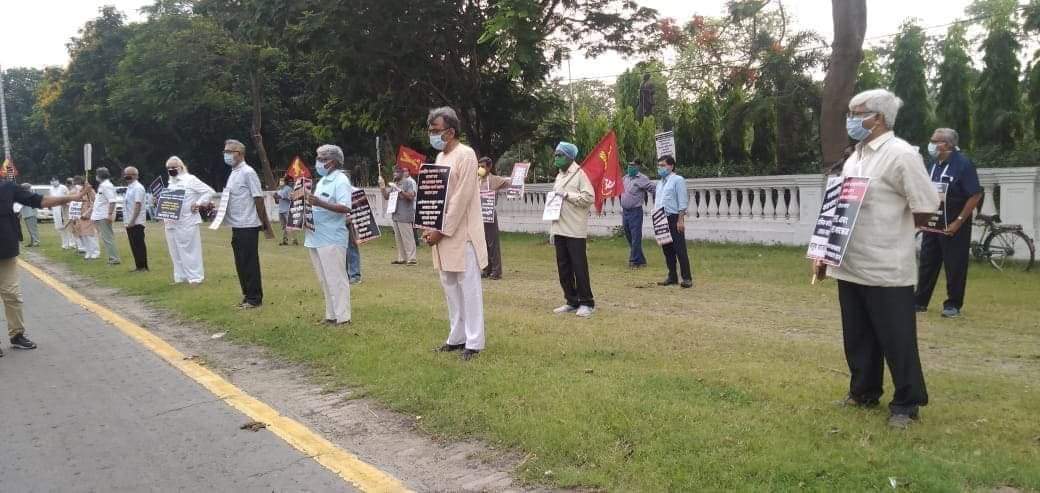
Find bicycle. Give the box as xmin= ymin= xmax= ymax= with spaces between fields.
xmin=916 ymin=214 xmax=1035 ymax=272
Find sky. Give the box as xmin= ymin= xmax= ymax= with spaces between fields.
xmin=0 ymin=0 xmax=1007 ymax=77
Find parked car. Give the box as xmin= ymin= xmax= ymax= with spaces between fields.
xmin=115 ymin=186 xmax=126 ymax=221
xmin=29 ymin=185 xmax=53 ymax=222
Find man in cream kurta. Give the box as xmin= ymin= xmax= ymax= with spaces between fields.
xmin=423 ymin=107 xmax=488 ymax=361
xmin=549 ymin=142 xmax=596 ymax=317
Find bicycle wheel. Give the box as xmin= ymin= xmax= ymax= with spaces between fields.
xmin=982 ymin=230 xmax=1035 ymax=272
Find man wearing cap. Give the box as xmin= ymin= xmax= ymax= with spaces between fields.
xmin=549 ymin=142 xmax=596 ymax=318
xmin=619 ymin=159 xmax=653 ymax=268
xmin=380 ymin=166 xmax=418 ymax=265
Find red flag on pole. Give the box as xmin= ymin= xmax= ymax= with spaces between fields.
xmin=396 ymin=145 xmax=425 ymax=177
xmin=286 ymin=156 xmax=311 ymax=179
xmin=580 ymin=130 xmax=624 ymax=213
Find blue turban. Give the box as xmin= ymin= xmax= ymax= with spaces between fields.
xmin=555 ymin=142 xmax=579 ymax=161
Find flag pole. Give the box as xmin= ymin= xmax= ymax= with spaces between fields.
xmin=0 ymin=64 xmax=12 ymax=162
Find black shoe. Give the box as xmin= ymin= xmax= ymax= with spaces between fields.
xmin=391 ymin=260 xmax=405 ymax=265
xmin=657 ymin=279 xmax=678 ymax=286
xmin=680 ymin=280 xmax=693 ymax=288
xmin=888 ymin=413 xmax=919 ymax=429
xmin=0 ymin=346 xmax=4 ymax=357
xmin=460 ymin=349 xmax=480 ymax=361
xmin=435 ymin=343 xmax=465 ymax=352
xmin=837 ymin=395 xmax=879 ymax=408
xmin=10 ymin=334 xmax=37 ymax=350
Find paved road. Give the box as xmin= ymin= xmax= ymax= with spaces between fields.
xmin=0 ymin=268 xmax=354 ymax=492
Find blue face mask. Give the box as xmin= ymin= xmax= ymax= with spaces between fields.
xmin=315 ymin=160 xmax=329 ymax=177
xmin=429 ymin=132 xmax=446 ymax=151
xmin=223 ymin=152 xmax=235 ymax=166
xmin=845 ymin=114 xmax=874 ymax=141
xmin=657 ymin=167 xmax=669 ymax=178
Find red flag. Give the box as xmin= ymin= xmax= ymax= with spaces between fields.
xmin=286 ymin=156 xmax=311 ymax=179
xmin=396 ymin=145 xmax=425 ymax=177
xmin=580 ymin=130 xmax=624 ymax=213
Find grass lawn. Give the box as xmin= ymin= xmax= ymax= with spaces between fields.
xmin=30 ymin=223 xmax=1040 ymax=491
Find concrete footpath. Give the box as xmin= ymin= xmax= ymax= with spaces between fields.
xmin=0 ymin=269 xmax=354 ymax=492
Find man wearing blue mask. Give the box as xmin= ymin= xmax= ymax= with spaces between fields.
xmin=654 ymin=156 xmax=692 ymax=288
xmin=217 ymin=139 xmax=274 ymax=309
xmin=813 ymin=89 xmax=939 ymax=429
xmin=619 ymin=159 xmax=653 ymax=268
xmin=915 ymin=128 xmax=981 ymax=318
xmin=306 ymin=144 xmax=353 ymax=325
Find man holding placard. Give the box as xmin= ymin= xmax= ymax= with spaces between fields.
xmin=548 ymin=142 xmax=596 ymax=318
xmin=478 ymin=157 xmax=510 ymax=279
xmin=424 ymin=107 xmax=488 ymax=361
xmin=654 ymin=156 xmax=692 ymax=288
xmin=380 ymin=166 xmax=417 ymax=265
xmin=162 ymin=157 xmax=214 ymax=285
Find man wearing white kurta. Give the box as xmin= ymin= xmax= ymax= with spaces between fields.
xmin=90 ymin=167 xmax=122 ymax=265
xmin=423 ymin=107 xmax=489 ymax=361
xmin=49 ymin=178 xmax=75 ymax=249
xmin=163 ymin=157 xmax=214 ymax=285
xmin=305 ymin=145 xmax=353 ymax=325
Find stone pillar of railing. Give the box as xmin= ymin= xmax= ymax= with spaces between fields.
xmin=793 ymin=175 xmax=825 ymax=240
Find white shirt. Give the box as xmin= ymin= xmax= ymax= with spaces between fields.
xmin=91 ymin=179 xmax=118 ymax=221
xmin=165 ymin=173 xmax=215 ymax=228
xmin=123 ymin=181 xmax=147 ymax=227
xmin=829 ymin=131 xmax=940 ymax=287
xmin=50 ymin=184 xmax=69 ymax=218
xmin=220 ymin=163 xmax=264 ymax=228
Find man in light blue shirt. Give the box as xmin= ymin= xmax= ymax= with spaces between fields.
xmin=305 ymin=144 xmax=353 ymax=324
xmin=653 ymin=156 xmax=692 ymax=288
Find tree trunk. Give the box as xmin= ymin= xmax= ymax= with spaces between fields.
xmin=249 ymin=71 xmax=276 ymax=189
xmin=820 ymin=0 xmax=867 ymax=168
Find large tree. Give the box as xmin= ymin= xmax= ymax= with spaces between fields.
xmin=970 ymin=0 xmax=1024 ymax=149
xmin=820 ymin=0 xmax=867 ymax=166
xmin=0 ymin=68 xmax=52 ymax=180
xmin=935 ymin=23 xmax=974 ymax=149
xmin=888 ymin=20 xmax=932 ymax=148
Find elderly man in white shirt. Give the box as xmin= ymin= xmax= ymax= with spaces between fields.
xmin=90 ymin=167 xmax=122 ymax=265
xmin=163 ymin=157 xmax=215 ymax=285
xmin=215 ymin=139 xmax=274 ymax=308
xmin=814 ymin=89 xmax=940 ymax=430
xmin=122 ymin=166 xmax=149 ymax=272
xmin=49 ymin=177 xmax=76 ymax=249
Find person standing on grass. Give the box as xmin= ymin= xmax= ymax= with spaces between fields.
xmin=813 ymin=88 xmax=939 ymax=430
xmin=306 ymin=145 xmax=353 ymax=325
xmin=424 ymin=107 xmax=488 ymax=362
xmin=18 ymin=184 xmax=40 ymax=247
xmin=274 ymin=176 xmax=298 ymax=246
xmin=73 ymin=176 xmax=100 ymax=260
xmin=380 ymin=166 xmax=418 ymax=265
xmin=122 ymin=167 xmax=149 ymax=272
xmin=0 ymin=180 xmax=83 ymax=354
xmin=620 ymin=159 xmax=653 ymax=269
xmin=914 ymin=128 xmax=982 ymax=319
xmin=550 ymin=141 xmax=596 ymax=318
xmin=163 ymin=157 xmax=214 ymax=285
xmin=50 ymin=177 xmax=75 ymax=249
xmin=218 ymin=139 xmax=275 ymax=309
xmin=654 ymin=156 xmax=693 ymax=288
xmin=90 ymin=167 xmax=121 ymax=265
xmin=478 ymin=157 xmax=510 ymax=280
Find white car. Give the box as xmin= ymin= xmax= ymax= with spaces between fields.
xmin=29 ymin=185 xmax=53 ymax=222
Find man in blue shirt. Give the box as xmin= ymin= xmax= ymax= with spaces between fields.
xmin=654 ymin=156 xmax=692 ymax=288
xmin=914 ymin=128 xmax=982 ymax=318
xmin=305 ymin=144 xmax=353 ymax=325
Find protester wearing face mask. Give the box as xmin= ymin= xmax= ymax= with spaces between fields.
xmin=379 ymin=165 xmax=418 ymax=265
xmin=122 ymin=166 xmax=149 ymax=272
xmin=619 ymin=159 xmax=653 ymax=269
xmin=549 ymin=141 xmax=596 ymax=318
xmin=274 ymin=176 xmax=298 ymax=246
xmin=915 ymin=128 xmax=981 ymax=318
xmin=90 ymin=167 xmax=122 ymax=265
xmin=49 ymin=177 xmax=75 ymax=249
xmin=162 ymin=157 xmax=214 ymax=285
xmin=71 ymin=176 xmax=100 ymax=259
xmin=654 ymin=156 xmax=692 ymax=288
xmin=305 ymin=145 xmax=353 ymax=325
xmin=215 ymin=139 xmax=274 ymax=309
xmin=813 ymin=89 xmax=939 ymax=430
xmin=477 ymin=157 xmax=510 ymax=279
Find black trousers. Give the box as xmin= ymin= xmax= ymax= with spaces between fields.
xmin=554 ymin=235 xmax=594 ymax=308
xmin=231 ymin=227 xmax=263 ymax=306
xmin=661 ymin=214 xmax=692 ymax=282
xmin=838 ymin=280 xmax=928 ymax=415
xmin=914 ymin=222 xmax=971 ymax=310
xmin=126 ymin=224 xmax=148 ymax=270
xmin=483 ymin=219 xmax=502 ymax=278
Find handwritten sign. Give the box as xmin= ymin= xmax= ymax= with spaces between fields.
xmin=506 ymin=162 xmax=530 ymax=200
xmin=155 ymin=189 xmax=185 ymax=221
xmin=68 ymin=201 xmax=83 ymax=220
xmin=652 ymin=208 xmax=672 ymax=245
xmin=414 ymin=164 xmax=451 ymax=231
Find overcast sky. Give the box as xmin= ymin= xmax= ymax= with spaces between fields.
xmin=0 ymin=0 xmax=1006 ymax=79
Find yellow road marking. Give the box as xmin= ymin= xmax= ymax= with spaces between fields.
xmin=19 ymin=259 xmax=411 ymax=493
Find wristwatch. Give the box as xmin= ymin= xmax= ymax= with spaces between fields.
xmin=956 ymin=215 xmax=964 ymax=222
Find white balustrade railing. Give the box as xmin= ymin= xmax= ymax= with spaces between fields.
xmin=356 ymin=167 xmax=1039 ymax=247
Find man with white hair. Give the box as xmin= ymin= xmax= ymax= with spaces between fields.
xmin=162 ymin=157 xmax=215 ymax=285
xmin=813 ymin=88 xmax=939 ymax=429
xmin=218 ymin=139 xmax=275 ymax=308
xmin=424 ymin=107 xmax=488 ymax=361
xmin=306 ymin=144 xmax=353 ymax=325
xmin=122 ymin=166 xmax=149 ymax=272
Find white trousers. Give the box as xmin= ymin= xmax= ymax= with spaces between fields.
xmin=165 ymin=226 xmax=205 ymax=283
xmin=61 ymin=228 xmax=76 ymax=248
xmin=309 ymin=246 xmax=351 ymax=323
xmin=391 ymin=221 xmax=417 ymax=262
xmin=82 ymin=235 xmax=100 ymax=258
xmin=440 ymin=242 xmax=485 ymax=350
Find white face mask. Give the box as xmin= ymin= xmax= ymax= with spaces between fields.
xmin=927 ymin=142 xmax=940 ymax=158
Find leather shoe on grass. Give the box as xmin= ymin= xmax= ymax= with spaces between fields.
xmin=435 ymin=343 xmax=465 ymax=352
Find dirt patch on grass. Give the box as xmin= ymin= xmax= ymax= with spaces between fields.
xmin=24 ymin=252 xmax=549 ymax=493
